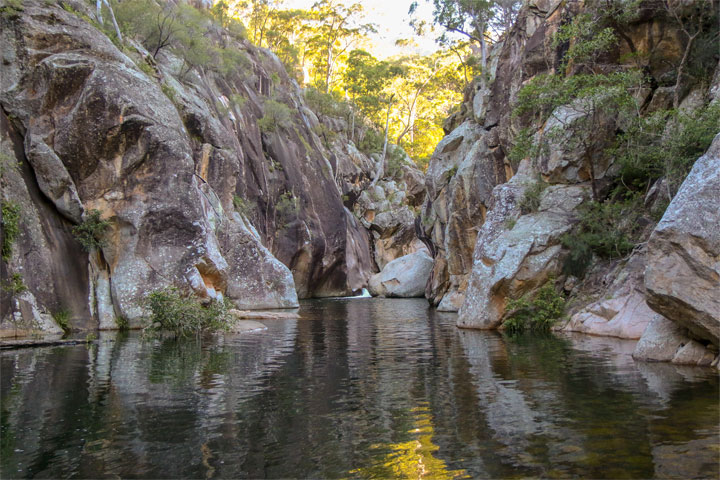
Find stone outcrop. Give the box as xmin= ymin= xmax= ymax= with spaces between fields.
xmin=423 ymin=0 xmax=717 ymax=356
xmin=0 ymin=0 xmax=422 ymax=334
xmin=644 ymin=134 xmax=720 ymax=346
xmin=0 ymin=1 xmax=303 ymax=330
xmin=458 ymin=171 xmax=588 ymax=328
xmin=560 ymin=251 xmax=655 ymax=339
xmin=368 ymin=251 xmax=433 ymax=298
xmin=633 ymin=316 xmax=718 ymax=367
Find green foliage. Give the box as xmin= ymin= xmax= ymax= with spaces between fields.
xmin=617 ymin=103 xmax=720 ymax=194
xmin=519 ymin=180 xmax=547 ymax=214
xmin=137 ymin=58 xmax=155 ymax=77
xmin=85 ymin=332 xmax=98 ymax=343
xmin=258 ymin=99 xmax=293 ymax=133
xmin=357 ymin=128 xmax=385 ymax=155
xmin=503 ymin=279 xmax=566 ymax=334
xmin=305 ymin=88 xmax=351 ymax=119
xmin=232 ymin=195 xmax=255 ymax=217
xmin=561 ymin=195 xmax=642 ymax=277
xmin=552 ymin=13 xmax=616 ymax=69
xmin=0 ymin=147 xmax=19 ymax=177
xmin=145 ymin=287 xmax=230 ymax=337
xmin=386 ymin=145 xmax=408 ymax=179
xmin=52 ymin=309 xmax=71 ymax=333
xmin=0 ymin=0 xmax=23 ymax=18
xmin=507 ymin=127 xmax=539 ymax=170
xmin=444 ymin=165 xmax=458 ymax=182
xmin=72 ymin=209 xmax=110 ymax=252
xmin=1 ymin=201 xmax=21 ymax=261
xmin=161 ymin=83 xmax=177 ymax=103
xmin=116 ymin=315 xmax=129 ymax=331
xmin=313 ymin=123 xmax=338 ymax=149
xmin=504 ymin=217 xmax=517 ymax=230
xmin=2 ymin=273 xmax=26 ymax=295
xmin=275 ymin=191 xmax=299 ymax=220
xmin=230 ymin=94 xmax=247 ymax=109
xmin=217 ymin=48 xmax=251 ymax=76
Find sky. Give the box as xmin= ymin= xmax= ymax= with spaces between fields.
xmin=283 ymin=0 xmax=439 ymax=58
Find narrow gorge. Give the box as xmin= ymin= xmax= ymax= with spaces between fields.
xmin=1 ymin=0 xmax=718 ymax=478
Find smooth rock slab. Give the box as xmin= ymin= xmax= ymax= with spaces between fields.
xmin=368 ymin=251 xmax=433 ymax=298
xmin=645 ymin=133 xmax=720 ymax=346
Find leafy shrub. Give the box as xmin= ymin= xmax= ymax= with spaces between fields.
xmin=116 ymin=315 xmax=129 ymax=331
xmin=503 ymin=280 xmax=566 ymax=334
xmin=519 ymin=180 xmax=547 ymax=214
xmin=617 ymin=103 xmax=720 ymax=194
xmin=304 ymin=87 xmax=351 ymax=119
xmin=258 ymin=99 xmax=293 ymax=133
xmin=72 ymin=209 xmax=110 ymax=252
xmin=233 ymin=195 xmax=256 ymax=216
xmin=561 ymin=195 xmax=642 ymax=277
xmin=161 ymin=83 xmax=177 ymax=103
xmin=313 ymin=123 xmax=338 ymax=148
xmin=0 ymin=147 xmax=20 ymax=177
xmin=231 ymin=94 xmax=247 ymax=108
xmin=216 ymin=47 xmax=251 ymax=76
xmin=357 ymin=128 xmax=384 ymax=155
xmin=1 ymin=201 xmax=21 ymax=261
xmin=444 ymin=165 xmax=458 ymax=183
xmin=145 ymin=287 xmax=230 ymax=337
xmin=507 ymin=127 xmax=539 ymax=170
xmin=386 ymin=145 xmax=408 ymax=179
xmin=2 ymin=273 xmax=26 ymax=295
xmin=52 ymin=309 xmax=71 ymax=333
xmin=0 ymin=0 xmax=24 ymax=18
xmin=275 ymin=191 xmax=299 ymax=219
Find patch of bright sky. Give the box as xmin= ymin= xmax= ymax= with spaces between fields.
xmin=283 ymin=0 xmax=439 ymax=59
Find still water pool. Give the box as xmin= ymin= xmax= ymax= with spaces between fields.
xmin=1 ymin=299 xmax=718 ymax=479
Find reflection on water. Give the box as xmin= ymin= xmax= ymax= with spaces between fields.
xmin=1 ymin=299 xmax=718 ymax=479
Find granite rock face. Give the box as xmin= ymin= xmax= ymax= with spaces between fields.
xmin=0 ymin=0 xmax=423 ymax=334
xmin=0 ymin=1 xmax=301 ymax=330
xmin=457 ymin=173 xmax=588 ymax=329
xmin=644 ymin=134 xmax=720 ymax=347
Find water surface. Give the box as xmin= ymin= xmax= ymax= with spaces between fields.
xmin=1 ymin=299 xmax=718 ymax=479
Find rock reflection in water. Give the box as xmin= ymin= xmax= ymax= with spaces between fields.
xmin=1 ymin=299 xmax=718 ymax=479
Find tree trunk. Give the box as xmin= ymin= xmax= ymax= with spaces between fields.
xmin=371 ymin=95 xmax=394 ymax=186
xmin=104 ymin=0 xmax=123 ymax=44
xmin=325 ymin=44 xmax=333 ymax=93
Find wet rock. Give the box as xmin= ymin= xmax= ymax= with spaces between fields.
xmin=369 ymin=251 xmax=433 ymax=298
xmin=633 ymin=316 xmax=718 ymax=367
xmin=562 ymin=292 xmax=655 ymax=339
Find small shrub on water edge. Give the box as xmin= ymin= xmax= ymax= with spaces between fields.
xmin=52 ymin=310 xmax=71 ymax=333
xmin=503 ymin=280 xmax=566 ymax=334
xmin=145 ymin=287 xmax=231 ymax=337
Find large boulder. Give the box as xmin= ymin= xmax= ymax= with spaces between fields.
xmin=644 ymin=134 xmax=720 ymax=346
xmin=560 ymin=251 xmax=655 ymax=339
xmin=633 ymin=316 xmax=718 ymax=367
xmin=421 ymin=123 xmax=506 ymax=310
xmin=368 ymin=251 xmax=433 ymax=298
xmin=457 ymin=171 xmax=589 ymax=329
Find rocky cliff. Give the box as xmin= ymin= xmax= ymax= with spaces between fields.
xmin=0 ymin=0 xmax=423 ymax=333
xmin=420 ymin=0 xmax=719 ymax=365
